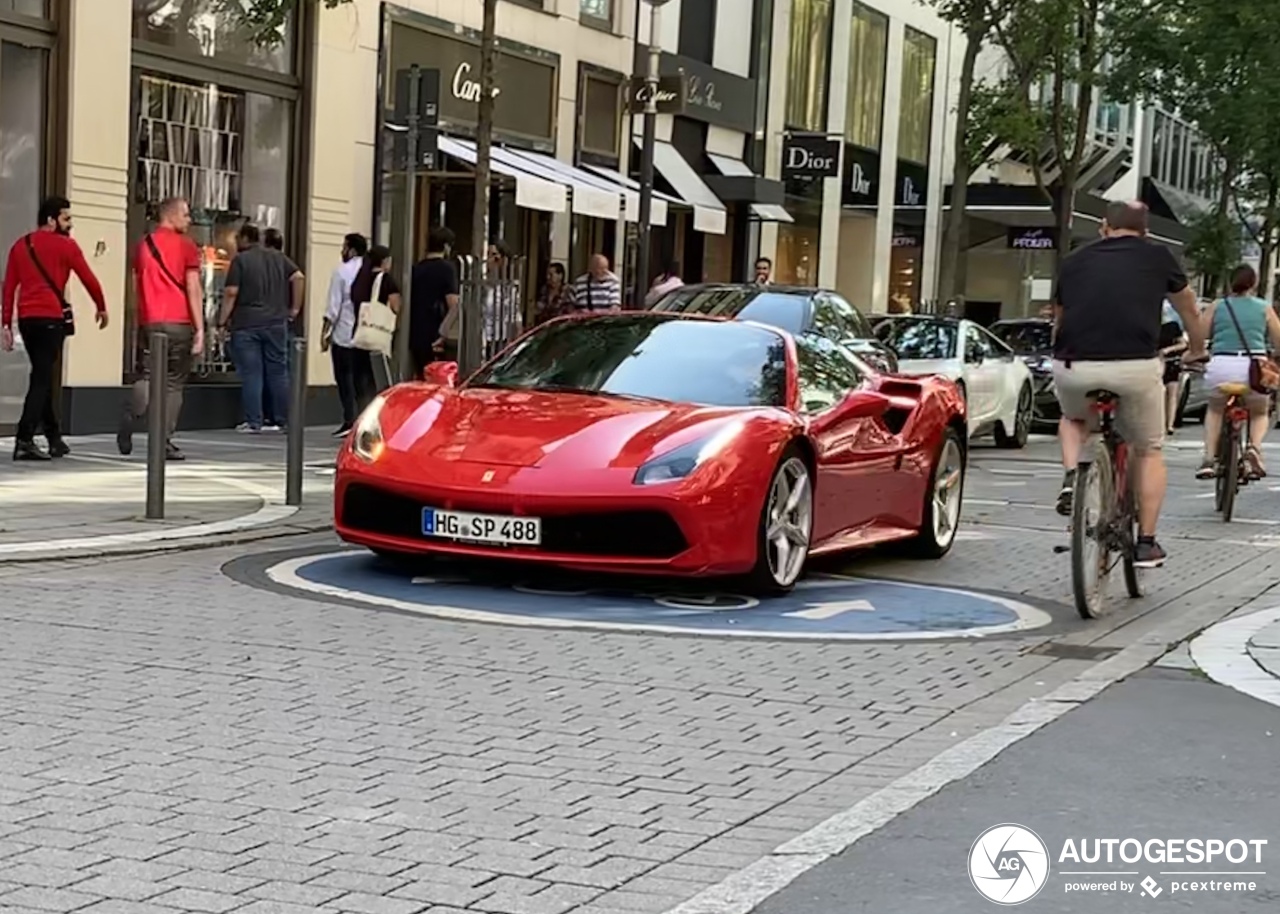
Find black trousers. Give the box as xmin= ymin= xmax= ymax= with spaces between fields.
xmin=331 ymin=344 xmax=376 ymax=424
xmin=16 ymin=318 xmax=65 ymax=442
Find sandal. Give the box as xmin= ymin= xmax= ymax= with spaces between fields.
xmin=1195 ymin=458 xmax=1217 ymax=480
xmin=1245 ymin=446 xmax=1267 ymax=479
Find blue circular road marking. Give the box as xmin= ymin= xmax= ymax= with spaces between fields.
xmin=266 ymin=551 xmax=1051 ymax=640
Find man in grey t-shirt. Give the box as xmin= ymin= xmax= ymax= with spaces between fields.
xmin=218 ymin=223 xmax=304 ymax=431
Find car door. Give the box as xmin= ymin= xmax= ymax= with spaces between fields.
xmin=796 ymin=333 xmax=901 ymax=545
xmin=962 ymin=322 xmax=999 ymax=424
xmin=977 ymin=325 xmax=1026 ymax=421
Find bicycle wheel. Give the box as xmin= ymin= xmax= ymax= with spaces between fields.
xmin=1120 ymin=477 xmax=1144 ymax=599
xmin=1071 ymin=453 xmax=1115 ymax=620
xmin=1219 ymin=424 xmax=1239 ymax=523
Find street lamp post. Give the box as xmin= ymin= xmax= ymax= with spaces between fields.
xmin=634 ymin=0 xmax=671 ymax=310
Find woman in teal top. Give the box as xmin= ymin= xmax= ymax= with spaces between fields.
xmin=1197 ymin=265 xmax=1280 ymax=479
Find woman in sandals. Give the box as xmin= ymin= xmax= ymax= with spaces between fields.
xmin=1196 ymin=265 xmax=1280 ymax=480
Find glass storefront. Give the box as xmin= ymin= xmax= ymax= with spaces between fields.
xmin=889 ymin=230 xmax=922 ymax=312
xmin=785 ymin=0 xmax=832 ymax=132
xmin=132 ymin=0 xmax=294 ymax=73
xmin=898 ymin=27 xmax=936 ymax=165
xmin=0 ymin=14 xmax=52 ymax=429
xmin=846 ymin=3 xmax=887 ymax=151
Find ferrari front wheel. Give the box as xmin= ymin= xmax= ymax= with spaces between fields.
xmin=747 ymin=451 xmax=813 ymax=594
xmin=909 ymin=428 xmax=966 ymax=558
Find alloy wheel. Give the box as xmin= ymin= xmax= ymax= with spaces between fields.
xmin=933 ymin=436 xmax=964 ymax=548
xmin=764 ymin=457 xmax=813 ymax=588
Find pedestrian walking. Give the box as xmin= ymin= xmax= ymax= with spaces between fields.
xmin=644 ymin=259 xmax=684 ymax=307
xmin=322 ymin=232 xmax=374 ymax=436
xmin=534 ymin=262 xmax=573 ymax=324
xmin=1 ymin=195 xmax=109 ymax=461
xmin=572 ymin=254 xmax=622 ymax=313
xmin=409 ymin=226 xmax=459 ymax=374
xmin=118 ymin=196 xmax=205 ymax=461
xmin=348 ymin=244 xmax=402 ymax=394
xmin=217 ymin=223 xmax=304 ymax=433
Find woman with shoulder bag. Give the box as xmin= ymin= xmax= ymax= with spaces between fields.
xmin=348 ymin=245 xmax=401 ymax=404
xmin=1196 ymin=264 xmax=1280 ymax=480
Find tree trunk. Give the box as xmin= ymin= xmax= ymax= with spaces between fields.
xmin=937 ymin=26 xmax=984 ymax=305
xmin=1260 ymin=176 xmax=1278 ymax=301
xmin=463 ymin=0 xmax=498 ymax=376
xmin=1053 ymin=181 xmax=1076 ymax=279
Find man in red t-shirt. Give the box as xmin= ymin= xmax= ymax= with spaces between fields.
xmin=1 ymin=195 xmax=109 ymax=461
xmin=117 ymin=196 xmax=205 ymax=461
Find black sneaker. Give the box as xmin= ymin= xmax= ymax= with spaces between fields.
xmin=13 ymin=439 xmax=51 ymax=461
xmin=166 ymin=443 xmax=186 ymax=462
xmin=1133 ymin=538 xmax=1167 ymax=569
xmin=332 ymin=424 xmax=352 ymax=438
xmin=46 ymin=438 xmax=70 ymax=458
xmin=1056 ymin=468 xmax=1076 ymax=517
xmin=117 ymin=419 xmax=134 ymax=456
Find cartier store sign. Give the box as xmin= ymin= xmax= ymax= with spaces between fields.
xmin=633 ymin=50 xmax=757 ymax=134
xmin=388 ymin=19 xmax=558 ymax=144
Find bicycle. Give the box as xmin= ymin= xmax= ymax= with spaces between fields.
xmin=1212 ymin=382 xmax=1256 ymax=523
xmin=1068 ymin=389 xmax=1143 ymax=620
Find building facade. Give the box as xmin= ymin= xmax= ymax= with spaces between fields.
xmin=0 ymin=0 xmax=646 ymax=435
xmin=768 ymin=0 xmax=962 ymax=313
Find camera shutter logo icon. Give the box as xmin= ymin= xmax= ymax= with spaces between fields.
xmin=969 ymin=824 xmax=1051 ymax=905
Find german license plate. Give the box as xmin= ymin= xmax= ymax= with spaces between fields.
xmin=422 ymin=508 xmax=542 ymax=546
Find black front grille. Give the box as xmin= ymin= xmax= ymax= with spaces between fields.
xmin=341 ymin=483 xmax=688 ymax=559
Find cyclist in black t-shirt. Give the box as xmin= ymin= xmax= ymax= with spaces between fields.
xmin=1051 ymin=201 xmax=1205 ymax=567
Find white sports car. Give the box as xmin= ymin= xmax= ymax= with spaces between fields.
xmin=875 ymin=315 xmax=1036 ymax=449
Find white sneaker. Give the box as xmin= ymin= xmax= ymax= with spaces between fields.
xmin=235 ymin=423 xmax=261 ymax=434
xmin=262 ymin=423 xmax=282 ymax=433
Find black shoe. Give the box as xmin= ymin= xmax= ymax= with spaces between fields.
xmin=332 ymin=424 xmax=352 ymax=438
xmin=1055 ymin=469 xmax=1076 ymax=517
xmin=1133 ymin=538 xmax=1167 ymax=569
xmin=47 ymin=439 xmax=70 ymax=458
xmin=117 ymin=419 xmax=134 ymax=456
xmin=166 ymin=443 xmax=186 ymax=462
xmin=13 ymin=439 xmax=52 ymax=461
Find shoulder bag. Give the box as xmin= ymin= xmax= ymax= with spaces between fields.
xmin=24 ymin=234 xmax=75 ymax=336
xmin=144 ymin=234 xmax=187 ymax=292
xmin=352 ymin=272 xmax=396 ymax=355
xmin=1221 ymin=297 xmax=1280 ymax=394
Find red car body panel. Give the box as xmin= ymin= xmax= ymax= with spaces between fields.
xmin=334 ymin=317 xmax=966 ymax=579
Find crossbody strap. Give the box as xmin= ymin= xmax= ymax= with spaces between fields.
xmin=1221 ymin=298 xmax=1257 ymax=356
xmin=23 ymin=234 xmax=68 ymax=307
xmin=144 ymin=234 xmax=186 ymax=292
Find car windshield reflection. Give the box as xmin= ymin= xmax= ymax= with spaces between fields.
xmin=875 ymin=319 xmax=958 ymax=361
xmin=466 ymin=315 xmax=789 ymax=408
xmin=991 ymin=323 xmax=1052 ymax=354
xmin=652 ymin=288 xmax=809 ymax=336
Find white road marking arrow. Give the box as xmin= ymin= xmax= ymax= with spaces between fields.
xmin=784 ymin=600 xmax=875 ymax=620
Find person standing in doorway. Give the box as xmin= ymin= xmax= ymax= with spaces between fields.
xmin=410 ymin=226 xmax=459 ymax=373
xmin=753 ymin=257 xmax=773 ymax=285
xmin=349 ymin=245 xmax=402 ymax=395
xmin=118 ymin=196 xmax=204 ymax=461
xmin=1 ymin=196 xmax=109 ymax=461
xmin=322 ymin=232 xmax=371 ymax=436
xmin=645 ymin=260 xmax=683 ymax=306
xmin=217 ymin=223 xmax=304 ymax=433
xmin=260 ymin=226 xmax=302 ymax=429
xmin=534 ymin=263 xmax=573 ymax=324
xmin=572 ymin=254 xmax=622 ymax=313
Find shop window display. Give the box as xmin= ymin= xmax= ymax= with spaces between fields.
xmin=132 ymin=74 xmax=292 ymax=377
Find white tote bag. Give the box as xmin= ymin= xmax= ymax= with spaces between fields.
xmin=352 ymin=272 xmax=396 ymax=354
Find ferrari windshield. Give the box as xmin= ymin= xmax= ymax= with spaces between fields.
xmin=467 ymin=315 xmax=788 ymax=408
xmin=651 ymin=287 xmax=809 ymax=335
xmin=875 ymin=319 xmax=958 ymax=361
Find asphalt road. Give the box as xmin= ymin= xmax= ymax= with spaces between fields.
xmin=751 ymin=670 xmax=1280 ymax=914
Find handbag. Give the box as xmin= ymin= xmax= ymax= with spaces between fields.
xmin=1221 ymin=298 xmax=1280 ymax=394
xmin=352 ymin=272 xmax=396 ymax=354
xmin=24 ymin=234 xmax=75 ymax=336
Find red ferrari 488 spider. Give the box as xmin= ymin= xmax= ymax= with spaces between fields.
xmin=334 ymin=312 xmax=967 ymax=593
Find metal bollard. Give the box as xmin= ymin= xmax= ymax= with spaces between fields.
xmin=285 ymin=333 xmax=308 ymax=506
xmin=145 ymin=330 xmax=168 ymax=519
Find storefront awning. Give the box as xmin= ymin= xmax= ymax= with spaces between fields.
xmin=705 ymin=154 xmax=793 ymax=223
xmin=583 ymin=164 xmax=674 ymax=227
xmin=437 ymin=137 xmax=567 ymax=214
xmin=496 ymin=147 xmax=624 ymax=221
xmin=639 ymin=139 xmax=728 ymax=235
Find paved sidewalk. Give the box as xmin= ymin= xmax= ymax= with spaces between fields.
xmin=0 ymin=428 xmax=339 ymax=561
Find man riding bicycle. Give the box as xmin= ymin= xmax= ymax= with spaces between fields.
xmin=1051 ymin=201 xmax=1205 ymax=568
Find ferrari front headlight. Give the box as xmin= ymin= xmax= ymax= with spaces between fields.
xmin=633 ymin=421 xmax=745 ymax=486
xmin=352 ymin=394 xmax=388 ymax=463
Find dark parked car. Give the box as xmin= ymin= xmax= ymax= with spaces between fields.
xmin=648 ymin=283 xmax=899 ymax=374
xmin=989 ymin=318 xmax=1059 ymax=427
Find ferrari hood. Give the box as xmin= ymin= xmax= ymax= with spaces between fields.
xmin=383 ymin=387 xmax=763 ymax=471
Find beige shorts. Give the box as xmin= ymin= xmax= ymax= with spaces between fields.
xmin=1053 ymin=358 xmax=1165 ymax=453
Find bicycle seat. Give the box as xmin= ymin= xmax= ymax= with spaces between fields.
xmin=1217 ymin=382 xmax=1251 ymax=397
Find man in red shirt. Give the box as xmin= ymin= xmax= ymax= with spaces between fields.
xmin=1 ymin=195 xmax=109 ymax=461
xmin=117 ymin=196 xmax=205 ymax=461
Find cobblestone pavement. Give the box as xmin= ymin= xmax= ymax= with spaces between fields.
xmin=3 ymin=435 xmax=1280 ymax=914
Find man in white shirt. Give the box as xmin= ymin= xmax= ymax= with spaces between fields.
xmin=321 ymin=233 xmax=370 ymax=436
xmin=572 ymin=254 xmax=622 ymax=312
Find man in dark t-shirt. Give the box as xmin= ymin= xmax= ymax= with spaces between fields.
xmin=409 ymin=226 xmax=460 ymax=377
xmin=1051 ymin=200 xmax=1204 ymax=567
